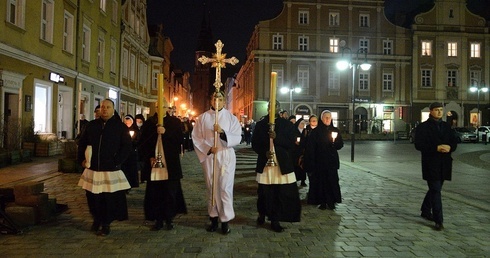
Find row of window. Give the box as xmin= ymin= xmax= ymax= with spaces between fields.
xmin=274 ymin=34 xmax=387 ymax=54
xmin=273 ymin=34 xmax=482 ymax=59
xmin=422 ymin=41 xmax=481 ymax=58
xmin=271 ymin=65 xmax=379 ymax=94
xmin=298 ymin=10 xmax=370 ymax=28
xmin=7 ymin=0 xmax=119 ymax=73
xmin=271 ymin=64 xmax=481 ymax=93
xmin=421 ymin=69 xmax=482 ymax=88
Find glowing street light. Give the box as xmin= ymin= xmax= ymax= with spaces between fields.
xmin=469 ymin=80 xmax=489 ymax=126
xmin=336 ymin=44 xmax=371 ymax=162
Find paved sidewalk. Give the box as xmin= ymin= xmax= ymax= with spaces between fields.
xmin=1 ymin=144 xmax=489 ymax=257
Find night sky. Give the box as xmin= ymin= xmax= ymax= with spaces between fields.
xmin=147 ymin=0 xmax=490 ymax=76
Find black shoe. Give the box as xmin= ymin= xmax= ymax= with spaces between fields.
xmin=150 ymin=221 xmax=163 ymax=231
xmin=206 ymin=217 xmax=218 ymax=232
xmin=421 ymin=212 xmax=434 ymax=221
xmin=97 ymin=225 xmax=111 ymax=236
xmin=327 ymin=203 xmax=336 ymax=210
xmin=434 ymin=223 xmax=444 ymax=231
xmin=221 ymin=222 xmax=231 ymax=235
xmin=271 ymin=221 xmax=284 ymax=233
xmin=318 ymin=204 xmax=327 ymax=210
xmin=256 ymin=214 xmax=265 ymax=225
xmin=90 ymin=221 xmax=100 ymax=232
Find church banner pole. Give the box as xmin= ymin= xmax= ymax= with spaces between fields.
xmin=198 ymin=40 xmax=238 ymax=206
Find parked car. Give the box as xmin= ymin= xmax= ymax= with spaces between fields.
xmin=453 ymin=127 xmax=478 ymax=143
xmin=409 ymin=127 xmax=416 ymax=143
xmin=476 ymin=126 xmax=490 ymax=142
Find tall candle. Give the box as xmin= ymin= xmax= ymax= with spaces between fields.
xmin=157 ymin=73 xmax=164 ymax=126
xmin=269 ymin=72 xmax=277 ymax=124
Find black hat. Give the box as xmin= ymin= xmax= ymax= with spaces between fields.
xmin=429 ymin=102 xmax=443 ymax=110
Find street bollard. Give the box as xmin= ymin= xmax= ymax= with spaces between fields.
xmin=483 ymin=133 xmax=487 ymax=145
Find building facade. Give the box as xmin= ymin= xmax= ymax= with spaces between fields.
xmin=1 ymin=0 xmax=123 ymax=147
xmin=235 ymin=0 xmax=489 ymax=134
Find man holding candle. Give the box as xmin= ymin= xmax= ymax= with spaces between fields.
xmin=304 ymin=110 xmax=344 ymax=210
xmin=252 ymin=96 xmax=301 ymax=232
xmin=192 ymin=91 xmax=242 ymax=235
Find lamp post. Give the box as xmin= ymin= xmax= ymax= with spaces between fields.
xmin=469 ymin=80 xmax=489 ymax=126
xmin=280 ymin=85 xmax=301 ymax=116
xmin=336 ymin=47 xmax=371 ymax=162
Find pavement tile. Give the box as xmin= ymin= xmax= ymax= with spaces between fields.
xmin=1 ymin=143 xmax=490 ymax=257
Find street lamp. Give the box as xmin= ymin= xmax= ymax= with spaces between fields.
xmin=280 ymin=85 xmax=301 ymax=116
xmin=469 ymin=80 xmax=489 ymax=126
xmin=336 ymin=46 xmax=371 ymax=162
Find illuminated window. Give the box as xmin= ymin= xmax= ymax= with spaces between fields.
xmin=329 ymin=38 xmax=339 ymax=53
xmin=447 ymin=42 xmax=457 ymax=57
xmin=422 ymin=41 xmax=432 ymax=56
xmin=470 ymin=43 xmax=481 ymax=58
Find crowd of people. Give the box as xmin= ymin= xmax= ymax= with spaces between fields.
xmin=75 ymin=96 xmax=451 ymax=236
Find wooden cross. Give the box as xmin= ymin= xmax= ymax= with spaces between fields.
xmin=198 ymin=40 xmax=239 ymax=92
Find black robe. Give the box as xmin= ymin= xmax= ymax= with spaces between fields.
xmin=252 ymin=115 xmax=301 ymax=222
xmin=304 ymin=122 xmax=344 ymax=206
xmin=142 ymin=114 xmax=187 ymax=222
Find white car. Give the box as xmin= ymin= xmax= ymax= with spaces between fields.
xmin=476 ymin=126 xmax=490 ymax=142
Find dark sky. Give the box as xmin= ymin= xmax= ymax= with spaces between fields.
xmin=147 ymin=0 xmax=283 ymax=76
xmin=147 ymin=0 xmax=490 ymax=76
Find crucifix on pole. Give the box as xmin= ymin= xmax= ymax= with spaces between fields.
xmin=197 ymin=40 xmax=239 ymax=206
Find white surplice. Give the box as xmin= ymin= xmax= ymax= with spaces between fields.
xmin=192 ymin=108 xmax=242 ymax=222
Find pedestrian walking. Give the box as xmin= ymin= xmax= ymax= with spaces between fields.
xmin=77 ymin=99 xmax=132 ymax=236
xmin=192 ymin=91 xmax=242 ymax=234
xmin=414 ymin=102 xmax=458 ymax=231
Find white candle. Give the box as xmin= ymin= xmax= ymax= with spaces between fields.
xmin=297 ymin=136 xmax=301 ymax=143
xmin=331 ymin=131 xmax=338 ymax=142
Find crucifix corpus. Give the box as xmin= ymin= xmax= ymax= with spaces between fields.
xmin=198 ymin=40 xmax=239 ymax=206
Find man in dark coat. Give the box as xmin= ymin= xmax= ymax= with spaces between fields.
xmin=414 ymin=102 xmax=457 ymax=231
xmin=252 ymin=101 xmax=301 ymax=232
xmin=77 ymin=99 xmax=132 ymax=236
xmin=304 ymin=110 xmax=344 ymax=210
xmin=141 ymin=112 xmax=187 ymax=230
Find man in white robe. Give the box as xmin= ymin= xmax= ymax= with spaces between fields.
xmin=192 ymin=92 xmax=242 ymax=234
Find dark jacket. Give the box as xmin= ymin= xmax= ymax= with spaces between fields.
xmin=139 ymin=113 xmax=184 ymax=179
xmin=252 ymin=115 xmax=295 ymax=175
xmin=304 ymin=122 xmax=344 ymax=173
xmin=414 ymin=117 xmax=458 ymax=181
xmin=77 ymin=115 xmax=132 ymax=171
